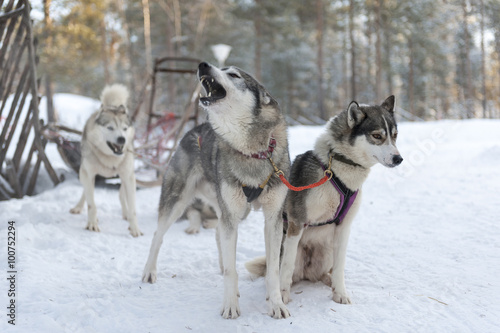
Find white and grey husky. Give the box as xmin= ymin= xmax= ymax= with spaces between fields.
xmin=246 ymin=96 xmax=403 ymax=305
xmin=142 ymin=62 xmax=291 ymax=319
xmin=70 ymin=84 xmax=142 ymax=237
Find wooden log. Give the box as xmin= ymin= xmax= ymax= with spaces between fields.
xmin=0 ymin=61 xmax=30 ymax=170
xmin=22 ymin=4 xmax=60 ymax=186
xmin=5 ymin=159 xmax=22 ymax=198
xmin=18 ymin=134 xmax=35 ymax=188
xmin=0 ymin=173 xmax=15 ymax=201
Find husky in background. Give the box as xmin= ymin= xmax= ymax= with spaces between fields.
xmin=182 ymin=199 xmax=218 ymax=234
xmin=142 ymin=62 xmax=291 ymax=319
xmin=70 ymin=84 xmax=142 ymax=237
xmin=246 ymin=96 xmax=403 ymax=305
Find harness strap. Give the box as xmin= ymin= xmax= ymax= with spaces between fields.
xmin=281 ymin=153 xmax=359 ymax=227
xmin=242 ymin=136 xmax=276 ymax=160
xmin=316 ymin=161 xmax=358 ymax=226
xmin=196 ymin=134 xmax=275 ymax=202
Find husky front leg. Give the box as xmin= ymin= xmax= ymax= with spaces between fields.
xmin=330 ymin=193 xmax=361 ymax=304
xmin=75 ymin=166 xmax=99 ymax=232
xmin=184 ymin=207 xmax=202 ymax=234
xmin=261 ymin=189 xmax=290 ymax=319
xmin=218 ymin=183 xmax=247 ymax=319
xmin=120 ymin=173 xmax=142 ymax=237
xmin=330 ymin=221 xmax=352 ymax=304
xmin=70 ymin=191 xmax=86 ymax=214
xmin=218 ymin=221 xmax=240 ymax=319
xmin=119 ymin=183 xmax=128 ymax=220
xmin=279 ymin=222 xmax=303 ymax=304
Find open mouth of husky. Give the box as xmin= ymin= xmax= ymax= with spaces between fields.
xmin=107 ymin=141 xmax=124 ymax=155
xmin=199 ymin=75 xmax=226 ymax=106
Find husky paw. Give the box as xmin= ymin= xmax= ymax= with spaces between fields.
xmin=202 ymin=218 xmax=218 ymax=229
xmin=332 ymin=289 xmax=351 ymax=304
xmin=220 ymin=299 xmax=240 ymax=319
xmin=86 ymin=222 xmax=100 ymax=232
xmin=184 ymin=225 xmax=200 ymax=234
xmin=128 ymin=225 xmax=143 ymax=237
xmin=70 ymin=207 xmax=81 ymax=214
xmin=142 ymin=270 xmax=157 ymax=284
xmin=281 ymin=288 xmax=292 ymax=304
xmin=268 ymin=299 xmax=290 ymax=319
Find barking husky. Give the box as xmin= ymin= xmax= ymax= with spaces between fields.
xmin=70 ymin=84 xmax=142 ymax=237
xmin=246 ymin=96 xmax=403 ymax=305
xmin=142 ymin=62 xmax=291 ymax=319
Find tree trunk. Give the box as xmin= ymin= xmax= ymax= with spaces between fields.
xmin=462 ymin=0 xmax=474 ymax=118
xmin=254 ymin=0 xmax=263 ymax=82
xmin=316 ymin=0 xmax=325 ymax=119
xmin=43 ymin=0 xmax=56 ymax=123
xmin=383 ymin=19 xmax=393 ymax=95
xmin=116 ymin=0 xmax=134 ymax=94
xmin=375 ymin=0 xmax=382 ymax=101
xmin=349 ymin=0 xmax=357 ymax=100
xmin=100 ymin=16 xmax=110 ymax=84
xmin=480 ymin=0 xmax=486 ymax=118
xmin=142 ymin=0 xmax=153 ymax=73
xmin=408 ymin=35 xmax=414 ymax=116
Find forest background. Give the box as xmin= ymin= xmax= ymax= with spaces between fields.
xmin=32 ymin=0 xmax=500 ymax=123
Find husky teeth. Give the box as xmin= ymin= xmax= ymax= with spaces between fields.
xmin=208 ymin=92 xmax=212 ymax=97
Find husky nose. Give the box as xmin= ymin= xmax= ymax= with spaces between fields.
xmin=199 ymin=62 xmax=210 ymax=70
xmin=392 ymin=155 xmax=403 ymax=166
xmin=117 ymin=136 xmax=126 ymax=145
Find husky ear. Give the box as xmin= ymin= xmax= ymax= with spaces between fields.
xmin=347 ymin=101 xmax=365 ymax=128
xmin=381 ymin=95 xmax=395 ymax=113
xmin=96 ymin=104 xmax=105 ymax=118
xmin=117 ymin=105 xmax=127 ymax=114
xmin=261 ymin=91 xmax=274 ymax=106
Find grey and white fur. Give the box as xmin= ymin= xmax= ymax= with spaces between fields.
xmin=246 ymin=96 xmax=403 ymax=305
xmin=142 ymin=62 xmax=291 ymax=319
xmin=70 ymin=84 xmax=142 ymax=237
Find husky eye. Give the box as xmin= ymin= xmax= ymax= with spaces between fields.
xmin=123 ymin=127 xmax=128 ymax=131
xmin=228 ymin=73 xmax=240 ymax=79
xmin=372 ymin=134 xmax=382 ymax=140
xmin=393 ymin=133 xmax=398 ymax=140
xmin=107 ymin=126 xmax=114 ymax=131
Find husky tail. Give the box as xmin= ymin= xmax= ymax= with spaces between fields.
xmin=101 ymin=84 xmax=129 ymax=108
xmin=245 ymin=256 xmax=267 ymax=277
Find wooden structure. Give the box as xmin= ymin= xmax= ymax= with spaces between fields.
xmin=0 ymin=0 xmax=60 ymax=200
xmin=133 ymin=57 xmax=203 ymax=172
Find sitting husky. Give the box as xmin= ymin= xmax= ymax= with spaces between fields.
xmin=142 ymin=62 xmax=291 ymax=319
xmin=70 ymin=84 xmax=142 ymax=237
xmin=246 ymin=96 xmax=403 ymax=304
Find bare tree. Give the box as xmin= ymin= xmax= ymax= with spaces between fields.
xmin=43 ymin=0 xmax=56 ymax=123
xmin=375 ymin=0 xmax=382 ymax=101
xmin=480 ymin=0 xmax=486 ymax=118
xmin=316 ymin=0 xmax=325 ymax=119
xmin=462 ymin=0 xmax=474 ymax=118
xmin=142 ymin=0 xmax=153 ymax=73
xmin=349 ymin=0 xmax=357 ymax=100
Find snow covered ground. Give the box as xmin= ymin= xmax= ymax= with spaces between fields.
xmin=1 ymin=94 xmax=499 ymax=332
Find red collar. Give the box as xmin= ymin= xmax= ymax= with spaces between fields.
xmin=242 ymin=136 xmax=276 ymax=160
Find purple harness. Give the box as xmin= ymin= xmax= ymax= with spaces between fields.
xmin=318 ymin=163 xmax=358 ymax=226
xmin=283 ymin=156 xmax=359 ymax=228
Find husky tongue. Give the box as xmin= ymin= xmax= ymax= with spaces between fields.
xmin=199 ymin=76 xmax=226 ymax=105
xmin=107 ymin=141 xmax=124 ymax=155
